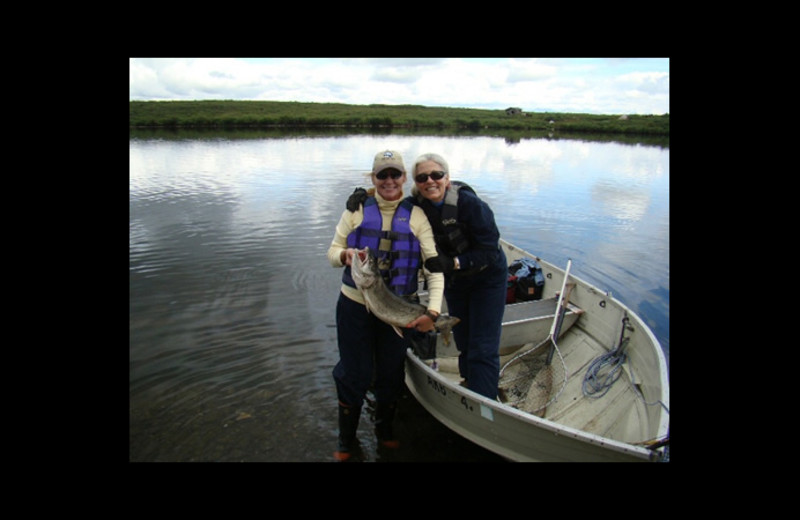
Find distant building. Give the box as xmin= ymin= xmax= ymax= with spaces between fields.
xmin=505 ymin=107 xmax=523 ymax=116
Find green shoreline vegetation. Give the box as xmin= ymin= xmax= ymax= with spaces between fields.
xmin=129 ymin=100 xmax=669 ymax=139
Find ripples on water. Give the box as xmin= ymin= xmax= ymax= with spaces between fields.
xmin=129 ymin=134 xmax=668 ymax=462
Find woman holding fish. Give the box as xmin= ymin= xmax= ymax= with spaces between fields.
xmin=327 ymin=150 xmax=445 ymax=462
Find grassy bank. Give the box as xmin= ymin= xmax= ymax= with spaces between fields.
xmin=129 ymin=100 xmax=669 ymax=138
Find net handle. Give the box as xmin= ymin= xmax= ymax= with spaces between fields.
xmin=545 ymin=259 xmax=572 ymax=365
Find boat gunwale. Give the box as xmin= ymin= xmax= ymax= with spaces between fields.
xmin=405 ymin=349 xmax=658 ymax=461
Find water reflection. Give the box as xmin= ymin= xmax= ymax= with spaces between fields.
xmin=129 ymin=131 xmax=668 ymax=462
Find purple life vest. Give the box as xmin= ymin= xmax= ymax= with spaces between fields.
xmin=342 ymin=197 xmax=421 ymax=296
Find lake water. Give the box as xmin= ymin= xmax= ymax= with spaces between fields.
xmin=129 ymin=130 xmax=669 ymax=462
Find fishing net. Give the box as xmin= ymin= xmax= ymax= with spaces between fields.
xmin=499 ymin=260 xmax=573 ymax=417
xmin=498 ymin=338 xmax=567 ymax=416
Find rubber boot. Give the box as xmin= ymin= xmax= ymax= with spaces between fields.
xmin=374 ymin=401 xmax=399 ymax=449
xmin=333 ymin=401 xmax=361 ymax=461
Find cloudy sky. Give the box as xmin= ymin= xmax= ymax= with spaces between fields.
xmin=129 ymin=58 xmax=669 ymax=115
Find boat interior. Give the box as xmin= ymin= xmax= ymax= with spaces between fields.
xmin=417 ymin=250 xmax=668 ymax=447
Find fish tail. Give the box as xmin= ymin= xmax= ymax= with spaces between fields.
xmin=435 ymin=315 xmax=460 ymax=346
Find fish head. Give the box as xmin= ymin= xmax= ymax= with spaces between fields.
xmin=351 ymin=247 xmax=379 ymax=289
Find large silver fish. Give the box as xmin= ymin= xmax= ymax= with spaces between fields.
xmin=350 ymin=247 xmax=460 ymax=345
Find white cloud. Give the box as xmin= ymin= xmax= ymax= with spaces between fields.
xmin=505 ymin=58 xmax=557 ymax=82
xmin=130 ymin=57 xmax=670 ymax=114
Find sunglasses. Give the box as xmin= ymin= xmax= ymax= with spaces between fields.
xmin=414 ymin=171 xmax=446 ymax=183
xmin=375 ymin=170 xmax=403 ymax=180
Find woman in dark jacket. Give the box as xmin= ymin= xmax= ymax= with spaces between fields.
xmin=410 ymin=153 xmax=507 ymax=400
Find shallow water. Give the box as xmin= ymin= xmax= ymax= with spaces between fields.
xmin=129 ymin=132 xmax=669 ymax=462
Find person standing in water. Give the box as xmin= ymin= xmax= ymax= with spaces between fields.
xmin=327 ymin=150 xmax=445 ymax=461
